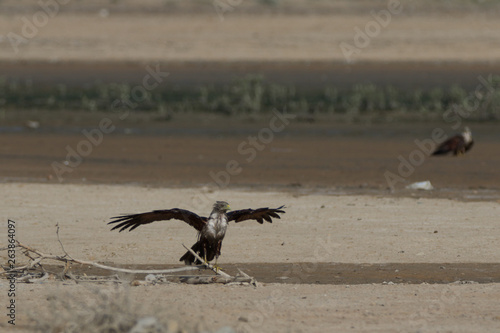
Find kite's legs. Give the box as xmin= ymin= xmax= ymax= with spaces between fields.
xmin=203 ymin=245 xmax=208 ymax=265
xmin=213 ymin=256 xmax=221 ymax=272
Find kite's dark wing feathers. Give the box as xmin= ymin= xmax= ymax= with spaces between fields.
xmin=432 ymin=135 xmax=463 ymax=155
xmin=227 ymin=206 xmax=285 ymax=224
xmin=108 ymin=208 xmax=207 ymax=232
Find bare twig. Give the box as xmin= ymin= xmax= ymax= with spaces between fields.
xmin=56 ymin=223 xmax=72 ymax=260
xmin=67 ymin=259 xmax=203 ymax=275
xmin=61 ymin=261 xmax=71 ymax=279
xmin=237 ymin=268 xmax=258 ymax=287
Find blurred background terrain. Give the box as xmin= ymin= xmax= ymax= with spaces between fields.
xmin=1 ymin=0 xmax=499 ymax=195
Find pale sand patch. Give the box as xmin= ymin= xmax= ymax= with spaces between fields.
xmin=1 ymin=183 xmax=499 ymax=265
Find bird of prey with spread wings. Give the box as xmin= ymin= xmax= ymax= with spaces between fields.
xmin=108 ymin=201 xmax=285 ymax=266
xmin=432 ymin=127 xmax=474 ymax=156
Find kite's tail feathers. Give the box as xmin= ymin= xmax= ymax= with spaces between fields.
xmin=432 ymin=149 xmax=448 ymax=156
xmin=179 ymin=241 xmax=203 ymax=265
xmin=179 ymin=240 xmax=217 ymax=265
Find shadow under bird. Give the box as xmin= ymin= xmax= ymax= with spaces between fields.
xmin=108 ymin=201 xmax=285 ymax=265
xmin=432 ymin=127 xmax=474 ymax=156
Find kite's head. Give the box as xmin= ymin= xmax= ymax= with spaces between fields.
xmin=213 ymin=201 xmax=231 ymax=212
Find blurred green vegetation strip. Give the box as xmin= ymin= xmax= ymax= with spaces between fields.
xmin=1 ymin=75 xmax=499 ymax=120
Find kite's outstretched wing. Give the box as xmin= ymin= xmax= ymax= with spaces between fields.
xmin=108 ymin=209 xmax=207 ymax=232
xmin=227 ymin=206 xmax=285 ymax=224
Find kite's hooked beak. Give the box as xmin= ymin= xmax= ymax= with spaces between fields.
xmin=226 ymin=204 xmax=231 ymax=211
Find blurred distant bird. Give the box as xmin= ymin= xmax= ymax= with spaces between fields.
xmin=108 ymin=201 xmax=285 ymax=266
xmin=432 ymin=127 xmax=474 ymax=156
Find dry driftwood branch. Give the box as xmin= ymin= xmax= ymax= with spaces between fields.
xmin=3 ymin=242 xmax=205 ymax=276
xmin=1 ymin=227 xmax=256 ymax=284
xmin=179 ymin=268 xmax=257 ymax=285
xmin=67 ymin=273 xmax=125 ymax=284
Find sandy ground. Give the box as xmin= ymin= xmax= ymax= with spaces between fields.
xmin=2 ymin=184 xmax=500 ymax=265
xmin=4 ymin=281 xmax=500 ymax=333
xmin=1 ymin=183 xmax=500 ymax=332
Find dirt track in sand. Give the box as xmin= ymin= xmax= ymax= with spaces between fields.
xmin=45 ymin=262 xmax=500 ymax=285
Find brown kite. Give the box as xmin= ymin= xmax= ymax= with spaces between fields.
xmin=432 ymin=127 xmax=474 ymax=156
xmin=108 ymin=201 xmax=285 ymax=265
